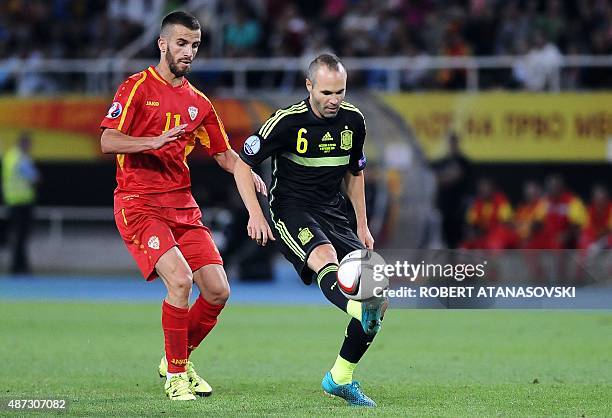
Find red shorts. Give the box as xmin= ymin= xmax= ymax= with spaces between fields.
xmin=114 ymin=202 xmax=223 ymax=280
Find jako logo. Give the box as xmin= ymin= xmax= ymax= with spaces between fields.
xmin=170 ymin=358 xmax=188 ymax=365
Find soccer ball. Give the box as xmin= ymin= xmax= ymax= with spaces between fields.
xmin=337 ymin=249 xmax=389 ymax=301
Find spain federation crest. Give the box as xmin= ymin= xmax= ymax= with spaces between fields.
xmin=340 ymin=129 xmax=353 ymax=150
xmin=298 ymin=227 xmax=314 ymax=246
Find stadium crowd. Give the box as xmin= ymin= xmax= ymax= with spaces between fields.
xmin=0 ymin=0 xmax=611 ymax=92
xmin=456 ymin=176 xmax=612 ymax=252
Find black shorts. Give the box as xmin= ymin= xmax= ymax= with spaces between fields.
xmin=270 ymin=203 xmax=364 ymax=285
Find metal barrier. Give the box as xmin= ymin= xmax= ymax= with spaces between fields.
xmin=2 ymin=55 xmax=611 ymax=94
xmin=0 ymin=206 xmax=231 ymax=247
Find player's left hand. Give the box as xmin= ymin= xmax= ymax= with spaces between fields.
xmin=358 ymin=224 xmax=374 ymax=249
xmin=252 ymin=171 xmax=267 ymax=196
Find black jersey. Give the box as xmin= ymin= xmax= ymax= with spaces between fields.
xmin=239 ymin=98 xmax=367 ymax=210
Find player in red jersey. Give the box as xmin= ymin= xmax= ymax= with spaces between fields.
xmin=579 ymin=185 xmax=612 ymax=252
xmin=460 ymin=178 xmax=519 ymax=250
xmin=523 ymin=175 xmax=586 ymax=249
xmin=100 ymin=11 xmax=266 ymax=401
xmin=514 ymin=181 xmax=547 ymax=246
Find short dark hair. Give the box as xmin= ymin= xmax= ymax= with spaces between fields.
xmin=307 ymin=53 xmax=345 ymax=82
xmin=161 ymin=11 xmax=200 ymax=35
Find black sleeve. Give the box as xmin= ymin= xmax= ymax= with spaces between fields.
xmin=239 ymin=110 xmax=291 ymax=167
xmin=348 ymin=112 xmax=367 ymax=173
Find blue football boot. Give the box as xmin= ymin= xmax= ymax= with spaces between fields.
xmin=361 ymin=297 xmax=387 ymax=336
xmin=322 ymin=371 xmax=377 ymax=407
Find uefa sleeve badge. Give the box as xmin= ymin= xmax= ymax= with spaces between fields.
xmin=106 ymin=102 xmax=123 ymax=119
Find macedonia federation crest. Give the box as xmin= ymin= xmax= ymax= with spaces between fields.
xmin=340 ymin=129 xmax=353 ymax=150
xmin=188 ymin=106 xmax=198 ymax=121
xmin=148 ymin=235 xmax=160 ymax=250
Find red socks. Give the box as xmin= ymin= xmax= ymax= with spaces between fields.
xmin=161 ymin=300 xmax=189 ymax=373
xmin=162 ymin=296 xmax=225 ymax=372
xmin=187 ymin=295 xmax=225 ymax=354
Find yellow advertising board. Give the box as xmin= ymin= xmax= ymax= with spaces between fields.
xmin=381 ymin=93 xmax=612 ymax=162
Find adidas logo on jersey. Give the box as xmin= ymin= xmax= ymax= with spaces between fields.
xmin=322 ymin=132 xmax=333 ymax=141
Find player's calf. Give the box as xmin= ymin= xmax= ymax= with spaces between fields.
xmin=316 ymin=262 xmax=386 ymax=335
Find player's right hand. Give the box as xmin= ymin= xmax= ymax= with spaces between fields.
xmin=152 ymin=124 xmax=188 ymax=149
xmin=247 ymin=213 xmax=275 ymax=246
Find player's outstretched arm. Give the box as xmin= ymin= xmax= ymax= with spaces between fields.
xmin=213 ymin=149 xmax=267 ymax=196
xmin=234 ymin=158 xmax=275 ymax=246
xmin=345 ymin=171 xmax=374 ymax=249
xmin=100 ymin=124 xmax=187 ymax=154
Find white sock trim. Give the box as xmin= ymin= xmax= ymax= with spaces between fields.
xmin=166 ymin=371 xmax=187 ymax=382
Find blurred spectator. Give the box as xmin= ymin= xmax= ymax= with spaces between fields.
xmin=460 ymin=178 xmax=519 ymax=250
xmin=437 ymin=30 xmax=471 ymax=89
xmin=578 ymin=184 xmax=612 ymax=252
xmin=534 ymin=0 xmax=566 ymax=45
xmin=2 ymin=132 xmax=39 ymax=274
xmin=513 ymin=180 xmax=547 ymax=246
xmin=464 ymin=1 xmax=497 ymax=56
xmin=0 ymin=56 xmax=19 ymax=92
xmin=401 ymin=41 xmax=433 ymax=90
xmin=269 ymin=3 xmax=308 ymax=56
xmin=402 ymin=0 xmax=433 ymax=32
xmin=16 ymin=51 xmax=57 ymax=96
xmin=224 ymin=6 xmax=262 ymax=57
xmin=339 ymin=0 xmax=377 ymax=57
xmin=523 ymin=174 xmax=586 ymax=249
xmin=513 ymin=30 xmax=562 ymax=90
xmin=323 ymin=0 xmax=349 ymax=21
xmin=433 ymin=132 xmax=472 ymax=248
xmin=300 ymin=30 xmax=334 ymax=75
xmin=495 ymin=1 xmax=530 ymax=55
xmin=107 ymin=0 xmax=164 ymax=28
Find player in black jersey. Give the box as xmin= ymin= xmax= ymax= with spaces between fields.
xmin=234 ymin=54 xmax=386 ymax=407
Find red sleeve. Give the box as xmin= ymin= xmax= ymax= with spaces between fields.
xmin=196 ymin=103 xmax=231 ymax=156
xmin=100 ymin=71 xmax=147 ymax=134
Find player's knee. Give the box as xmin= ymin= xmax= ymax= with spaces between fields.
xmin=167 ymin=270 xmax=193 ymax=299
xmin=208 ymin=281 xmax=230 ymax=305
xmin=310 ymin=244 xmax=338 ymax=268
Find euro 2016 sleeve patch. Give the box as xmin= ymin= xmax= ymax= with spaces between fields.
xmin=106 ymin=102 xmax=123 ymax=119
xmin=243 ymin=135 xmax=261 ymax=155
xmin=358 ymin=154 xmax=367 ymax=169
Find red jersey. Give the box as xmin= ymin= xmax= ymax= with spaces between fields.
xmin=100 ymin=66 xmax=230 ymax=208
xmin=466 ymin=192 xmax=513 ymax=232
xmin=541 ymin=192 xmax=586 ymax=234
xmin=584 ymin=201 xmax=612 ymax=236
xmin=514 ymin=198 xmax=546 ymax=239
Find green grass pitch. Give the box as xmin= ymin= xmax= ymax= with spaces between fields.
xmin=1 ymin=302 xmax=611 ymax=416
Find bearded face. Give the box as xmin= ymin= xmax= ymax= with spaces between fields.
xmin=160 ymin=25 xmax=201 ymax=78
xmin=166 ymin=47 xmax=192 ymax=77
